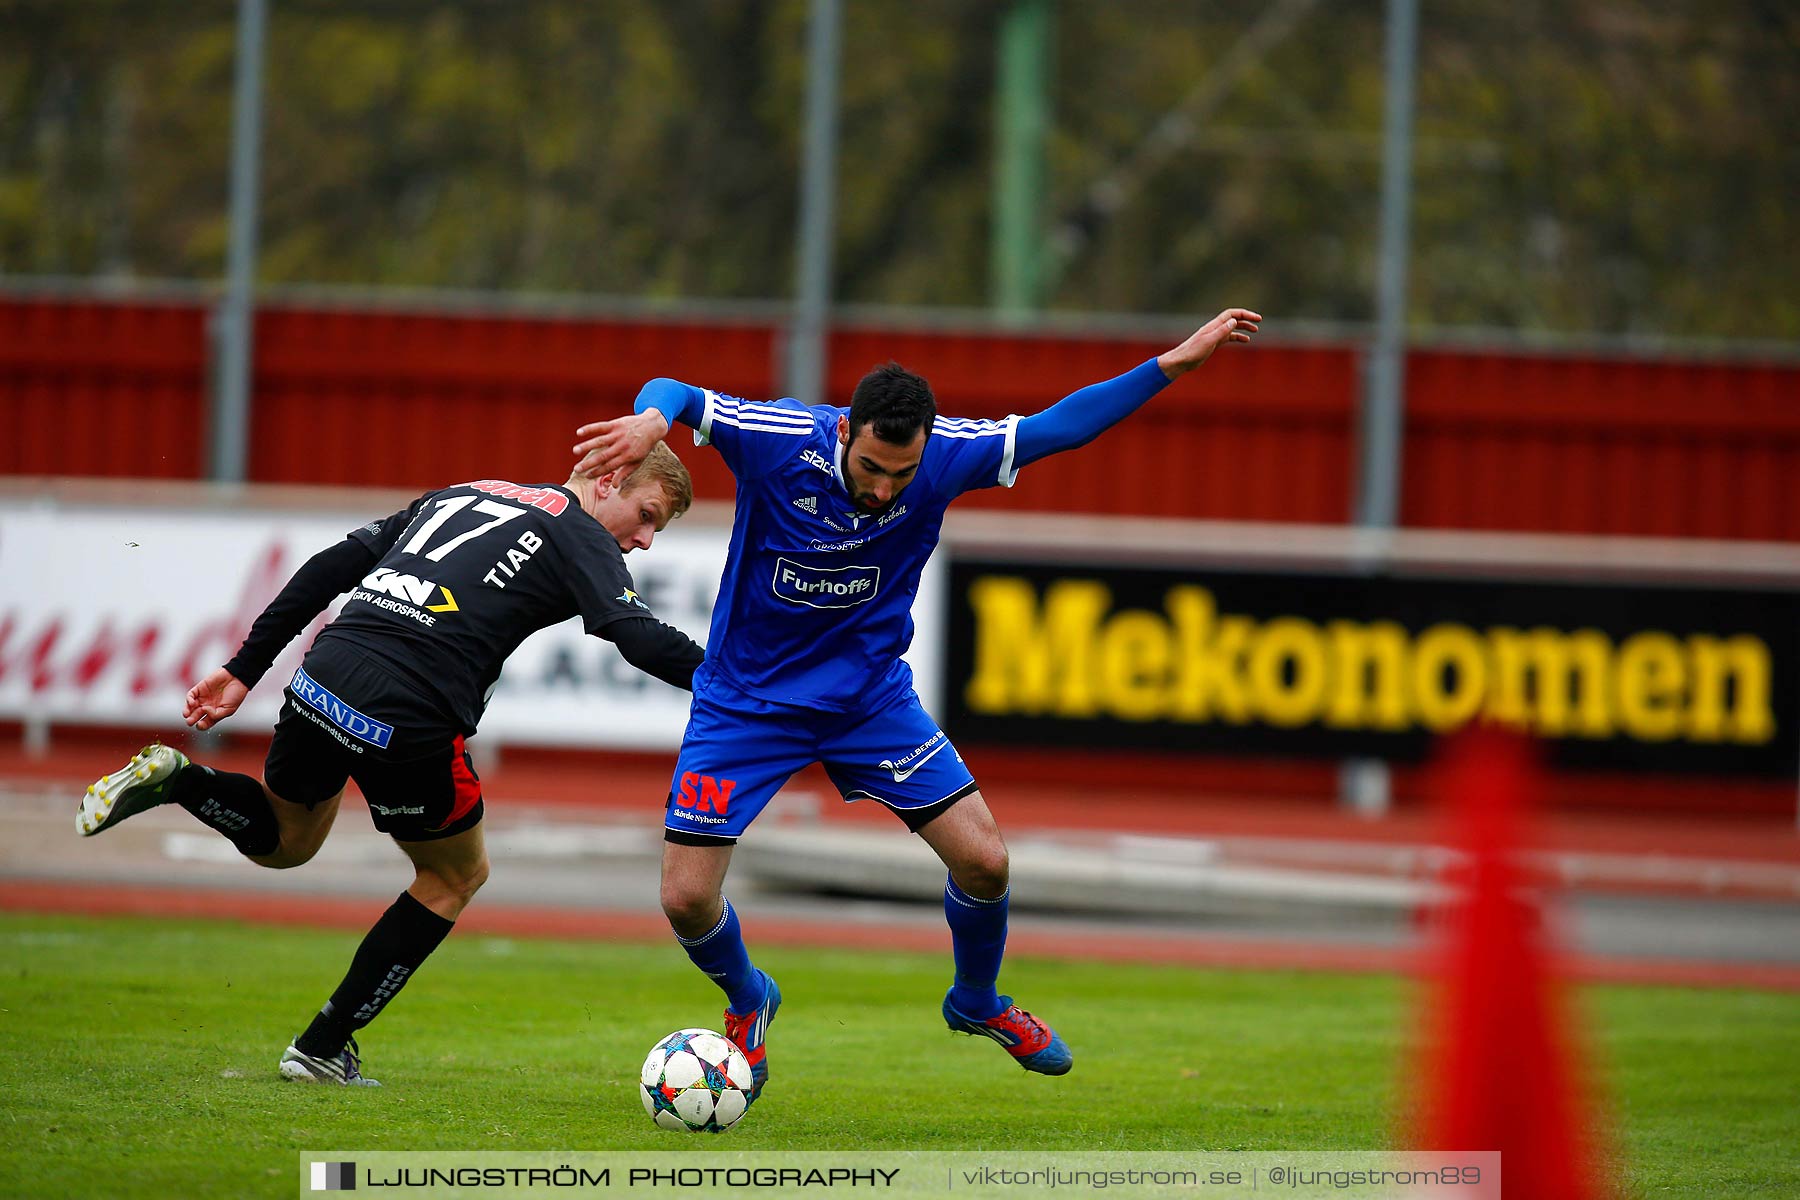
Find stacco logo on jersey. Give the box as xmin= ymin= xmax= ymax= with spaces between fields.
xmin=772 ymin=557 xmax=880 ymax=609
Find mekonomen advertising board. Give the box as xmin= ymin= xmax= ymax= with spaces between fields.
xmin=945 ymin=559 xmax=1797 ymax=777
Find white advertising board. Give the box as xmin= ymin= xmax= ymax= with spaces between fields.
xmin=0 ymin=494 xmax=943 ymax=750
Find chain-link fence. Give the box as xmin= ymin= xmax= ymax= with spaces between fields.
xmin=3 ymin=0 xmax=1796 ymax=341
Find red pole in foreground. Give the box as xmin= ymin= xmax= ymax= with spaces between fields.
xmin=1411 ymin=728 xmax=1609 ymax=1199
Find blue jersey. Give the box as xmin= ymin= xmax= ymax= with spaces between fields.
xmin=683 ymin=388 xmax=1020 ymax=711
xmin=637 ymin=358 xmax=1173 ymax=711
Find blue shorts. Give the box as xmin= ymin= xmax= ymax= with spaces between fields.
xmin=664 ymin=671 xmax=978 ymax=845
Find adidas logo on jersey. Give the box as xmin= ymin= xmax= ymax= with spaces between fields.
xmin=792 ymin=496 xmax=818 ymax=514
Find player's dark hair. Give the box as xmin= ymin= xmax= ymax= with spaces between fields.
xmin=848 ymin=363 xmax=936 ymax=446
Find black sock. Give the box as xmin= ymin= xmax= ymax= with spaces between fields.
xmin=295 ymin=891 xmax=456 ymax=1058
xmin=169 ymin=765 xmax=280 ymax=857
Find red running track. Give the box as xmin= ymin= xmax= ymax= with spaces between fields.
xmin=4 ymin=879 xmax=1798 ymax=993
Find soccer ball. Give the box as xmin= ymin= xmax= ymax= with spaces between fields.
xmin=639 ymin=1028 xmax=754 ymax=1133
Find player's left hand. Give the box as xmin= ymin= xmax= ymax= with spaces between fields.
xmin=183 ymin=667 xmax=248 ymax=731
xmin=573 ymin=410 xmax=670 ymax=478
xmin=1155 ymin=308 xmax=1262 ymax=379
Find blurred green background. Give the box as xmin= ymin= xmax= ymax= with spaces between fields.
xmin=5 ymin=0 xmax=1796 ymax=339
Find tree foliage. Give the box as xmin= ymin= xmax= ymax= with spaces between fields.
xmin=1 ymin=0 xmax=1794 ymax=339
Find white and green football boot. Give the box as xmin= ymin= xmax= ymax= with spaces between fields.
xmin=279 ymin=1037 xmax=380 ymax=1086
xmin=76 ymin=743 xmax=190 ymax=837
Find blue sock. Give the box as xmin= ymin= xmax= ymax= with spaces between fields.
xmin=674 ymin=897 xmax=764 ymax=1015
xmin=944 ymin=875 xmax=1008 ymax=1019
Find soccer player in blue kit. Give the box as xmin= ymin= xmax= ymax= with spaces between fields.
xmin=573 ymin=308 xmax=1260 ymax=1101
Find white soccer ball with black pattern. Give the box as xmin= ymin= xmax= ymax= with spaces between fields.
xmin=639 ymin=1028 xmax=754 ymax=1133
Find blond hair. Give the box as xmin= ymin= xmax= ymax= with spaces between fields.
xmin=620 ymin=441 xmax=693 ymax=519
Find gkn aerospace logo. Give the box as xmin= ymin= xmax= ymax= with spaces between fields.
xmin=353 ymin=567 xmax=459 ymax=626
xmin=362 ymin=567 xmax=458 ymax=611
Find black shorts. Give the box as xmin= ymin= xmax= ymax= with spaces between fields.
xmin=263 ymin=644 xmax=484 ymax=842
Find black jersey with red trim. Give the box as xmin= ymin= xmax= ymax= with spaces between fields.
xmin=309 ymin=479 xmax=657 ymax=734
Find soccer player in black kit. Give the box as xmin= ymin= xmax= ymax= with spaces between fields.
xmin=75 ymin=444 xmax=705 ymax=1086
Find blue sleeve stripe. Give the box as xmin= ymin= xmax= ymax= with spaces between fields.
xmin=713 ymin=395 xmax=810 ymax=416
xmin=709 ymin=395 xmax=810 ymax=415
xmin=696 ymin=391 xmax=814 ymax=445
xmin=928 ymin=413 xmax=1022 ymax=490
xmin=715 ymin=412 xmax=813 ymax=436
xmin=712 ymin=402 xmax=813 ymax=426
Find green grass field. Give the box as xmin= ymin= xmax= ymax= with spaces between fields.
xmin=2 ymin=912 xmax=1795 ymax=1198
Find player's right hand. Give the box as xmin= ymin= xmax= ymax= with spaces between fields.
xmin=573 ymin=410 xmax=669 ymax=478
xmin=183 ymin=667 xmax=249 ymax=731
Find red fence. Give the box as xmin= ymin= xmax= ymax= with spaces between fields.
xmin=247 ymin=307 xmax=778 ymax=494
xmin=830 ymin=327 xmax=1358 ymax=524
xmin=6 ymin=295 xmax=1797 ymax=541
xmin=1404 ymin=349 xmax=1800 ymax=540
xmin=1 ymin=298 xmax=210 ymax=480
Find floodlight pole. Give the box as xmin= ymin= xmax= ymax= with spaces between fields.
xmin=1343 ymin=0 xmax=1419 ymax=818
xmin=209 ymin=0 xmax=268 ymax=483
xmin=784 ymin=0 xmax=843 ymax=407
xmin=991 ymin=0 xmax=1052 ymax=319
xmin=1358 ymin=0 xmax=1418 ymax=531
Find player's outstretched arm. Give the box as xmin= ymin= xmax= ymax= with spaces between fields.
xmin=1011 ymin=307 xmax=1262 ymax=471
xmin=183 ymin=667 xmax=249 ymax=731
xmin=1155 ymin=308 xmax=1261 ymax=379
xmin=573 ymin=377 xmax=709 ymax=478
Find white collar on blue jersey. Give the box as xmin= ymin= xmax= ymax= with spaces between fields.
xmin=832 ymin=435 xmax=850 ymax=495
xmin=829 ymin=439 xmax=868 ymax=527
